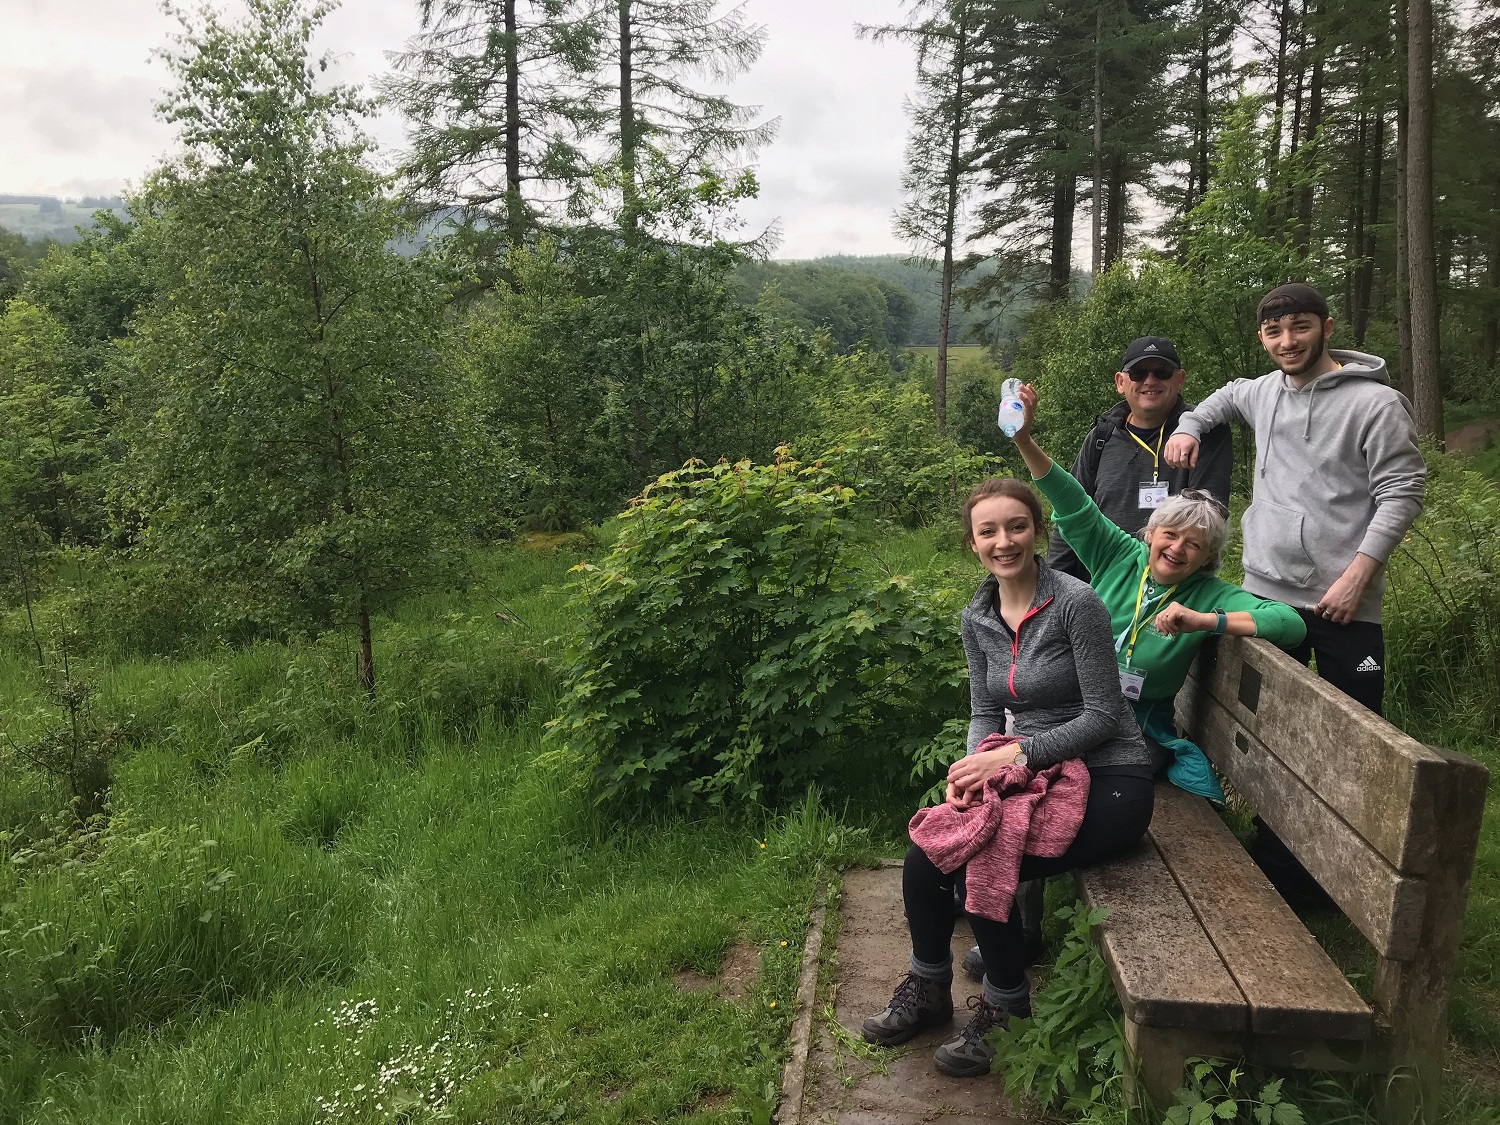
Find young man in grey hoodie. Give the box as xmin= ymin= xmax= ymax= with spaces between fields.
xmin=1163 ymin=282 xmax=1426 ymax=714
xmin=1165 ymin=282 xmax=1426 ymax=907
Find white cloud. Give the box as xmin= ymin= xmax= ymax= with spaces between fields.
xmin=0 ymin=0 xmax=919 ymax=257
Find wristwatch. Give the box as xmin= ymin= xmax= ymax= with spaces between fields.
xmin=1013 ymin=749 xmax=1029 ymax=769
xmin=1212 ymin=609 xmax=1228 ymax=635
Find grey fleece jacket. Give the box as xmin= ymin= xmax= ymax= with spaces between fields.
xmin=1174 ymin=349 xmax=1426 ymax=623
xmin=962 ymin=563 xmax=1150 ymax=771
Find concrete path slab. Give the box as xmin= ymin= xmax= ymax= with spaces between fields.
xmin=785 ymin=863 xmax=1028 ymax=1125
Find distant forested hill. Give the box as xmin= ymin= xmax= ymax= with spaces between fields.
xmin=733 ymin=254 xmax=1026 ymax=349
xmin=0 ymin=194 xmax=127 ymax=243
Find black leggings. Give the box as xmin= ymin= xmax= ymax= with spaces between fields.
xmin=904 ymin=773 xmax=1155 ymax=989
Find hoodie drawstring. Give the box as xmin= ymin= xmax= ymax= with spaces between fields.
xmin=1304 ymin=379 xmax=1320 ymax=439
xmin=1261 ymin=386 xmax=1285 ymax=477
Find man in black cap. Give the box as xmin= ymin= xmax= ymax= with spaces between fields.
xmin=1045 ymin=336 xmax=1232 ymax=582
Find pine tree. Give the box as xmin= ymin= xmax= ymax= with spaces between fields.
xmin=386 ymin=0 xmax=603 ymax=281
xmin=864 ymin=0 xmax=983 ymax=429
xmin=592 ymin=0 xmax=776 ymax=241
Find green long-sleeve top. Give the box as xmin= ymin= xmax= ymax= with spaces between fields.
xmin=1034 ymin=463 xmax=1307 ymax=702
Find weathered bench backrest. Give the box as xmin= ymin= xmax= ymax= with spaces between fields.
xmin=1175 ymin=636 xmax=1487 ymax=1079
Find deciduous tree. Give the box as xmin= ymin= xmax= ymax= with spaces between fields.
xmin=128 ymin=0 xmax=473 ymax=696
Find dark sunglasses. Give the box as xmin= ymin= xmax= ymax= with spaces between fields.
xmin=1126 ymin=366 xmax=1178 ymax=382
xmin=1180 ymin=488 xmax=1228 ymax=517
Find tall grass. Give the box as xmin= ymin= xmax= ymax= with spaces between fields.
xmin=0 ymin=540 xmax=864 ymax=1124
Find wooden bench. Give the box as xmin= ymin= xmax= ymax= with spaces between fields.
xmin=1075 ymin=635 xmax=1487 ymax=1119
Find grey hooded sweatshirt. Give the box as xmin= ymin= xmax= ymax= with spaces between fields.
xmin=1174 ymin=350 xmax=1425 ymax=624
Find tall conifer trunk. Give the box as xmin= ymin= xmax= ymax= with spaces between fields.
xmin=1395 ymin=0 xmax=1414 ymax=396
xmin=1107 ymin=155 xmax=1127 ymax=267
xmin=503 ymin=0 xmax=524 ymax=254
xmin=1269 ymin=0 xmax=1293 ymax=175
xmin=1484 ymin=226 xmax=1500 ymax=368
xmin=1294 ymin=34 xmax=1323 ymax=254
xmin=1355 ymin=108 xmax=1385 ymax=344
xmin=1050 ymin=167 xmax=1076 ymax=300
xmin=1407 ymin=0 xmax=1442 ymax=440
xmin=1348 ymin=106 xmax=1367 ymax=319
xmin=1092 ymin=6 xmax=1104 ymax=277
xmin=934 ymin=4 xmax=972 ymax=433
xmin=1192 ymin=14 xmax=1211 ymax=209
xmin=618 ymin=0 xmax=639 ymax=238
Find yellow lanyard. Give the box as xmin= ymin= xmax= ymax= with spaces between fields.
xmin=1127 ymin=426 xmax=1165 ymax=481
xmin=1120 ymin=564 xmax=1177 ymax=668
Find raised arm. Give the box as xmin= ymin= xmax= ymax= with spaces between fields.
xmin=1012 ymin=385 xmax=1138 ymax=578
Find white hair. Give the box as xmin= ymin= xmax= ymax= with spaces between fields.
xmin=1140 ymin=491 xmax=1230 ymax=573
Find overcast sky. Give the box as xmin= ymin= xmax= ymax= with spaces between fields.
xmin=0 ymin=0 xmax=920 ymax=259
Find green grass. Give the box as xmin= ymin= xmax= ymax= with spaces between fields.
xmin=0 ymin=541 xmax=877 ymax=1124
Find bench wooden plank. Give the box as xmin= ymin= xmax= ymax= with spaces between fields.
xmin=1190 ymin=638 xmax=1446 ymax=875
xmin=1176 ymin=684 xmax=1428 ymax=960
xmin=1147 ymin=784 xmax=1375 ymax=1041
xmin=1077 ymin=838 xmax=1247 ymax=1035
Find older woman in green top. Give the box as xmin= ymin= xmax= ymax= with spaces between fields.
xmin=1008 ymin=384 xmax=1307 ymax=797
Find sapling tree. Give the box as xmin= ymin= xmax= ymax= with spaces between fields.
xmin=127 ymin=0 xmax=472 ymax=697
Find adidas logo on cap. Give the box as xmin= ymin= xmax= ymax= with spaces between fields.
xmin=1356 ymin=656 xmax=1382 ymax=673
xmin=1145 ymin=344 xmax=1158 ymax=352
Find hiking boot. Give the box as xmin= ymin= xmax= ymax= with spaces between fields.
xmin=861 ymin=972 xmax=954 ymax=1047
xmin=932 ymin=993 xmax=1032 ymax=1078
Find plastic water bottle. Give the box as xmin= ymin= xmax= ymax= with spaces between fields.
xmin=997 ymin=378 xmax=1024 ymax=438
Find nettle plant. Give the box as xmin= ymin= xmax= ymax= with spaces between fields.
xmin=550 ymin=450 xmax=966 ymax=806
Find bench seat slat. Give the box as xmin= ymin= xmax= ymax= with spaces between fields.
xmin=1147 ymin=784 xmax=1375 ymax=1042
xmin=1178 ymin=684 xmax=1428 ymax=961
xmin=1078 ymin=838 xmax=1248 ymax=1035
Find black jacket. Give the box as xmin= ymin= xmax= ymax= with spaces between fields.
xmin=1045 ymin=397 xmax=1233 ymax=583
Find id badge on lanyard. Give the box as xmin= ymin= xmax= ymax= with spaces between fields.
xmin=1138 ymin=480 xmax=1170 ymax=509
xmin=1118 ymin=663 xmax=1148 ymax=701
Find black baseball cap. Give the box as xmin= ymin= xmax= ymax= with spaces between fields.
xmin=1257 ymin=282 xmax=1330 ymax=324
xmin=1120 ymin=337 xmax=1181 ymax=372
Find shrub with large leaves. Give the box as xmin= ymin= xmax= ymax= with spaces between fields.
xmin=550 ymin=451 xmax=967 ymax=806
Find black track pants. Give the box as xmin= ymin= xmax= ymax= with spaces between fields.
xmin=904 ymin=773 xmax=1154 ymax=990
xmin=1286 ymin=610 xmax=1386 ymax=716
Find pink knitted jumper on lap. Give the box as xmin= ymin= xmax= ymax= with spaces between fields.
xmin=907 ymin=733 xmax=1091 ymax=922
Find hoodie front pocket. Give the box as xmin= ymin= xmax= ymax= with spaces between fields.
xmin=1241 ymin=499 xmax=1317 ymax=587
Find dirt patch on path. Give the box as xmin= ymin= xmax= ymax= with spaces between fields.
xmin=1447 ymin=418 xmax=1500 ymax=454
xmin=794 ymin=864 xmax=1027 ymax=1125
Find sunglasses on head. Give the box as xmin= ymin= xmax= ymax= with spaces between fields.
xmin=1126 ymin=366 xmax=1177 ymax=382
xmin=1180 ymin=489 xmax=1229 ymax=517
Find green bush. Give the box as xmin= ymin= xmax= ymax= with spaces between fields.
xmin=0 ymin=814 xmax=363 ymax=1046
xmin=549 ymin=452 xmax=967 ymax=806
xmin=792 ymin=363 xmax=996 ymax=527
xmin=1384 ymin=447 xmax=1500 ymax=741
